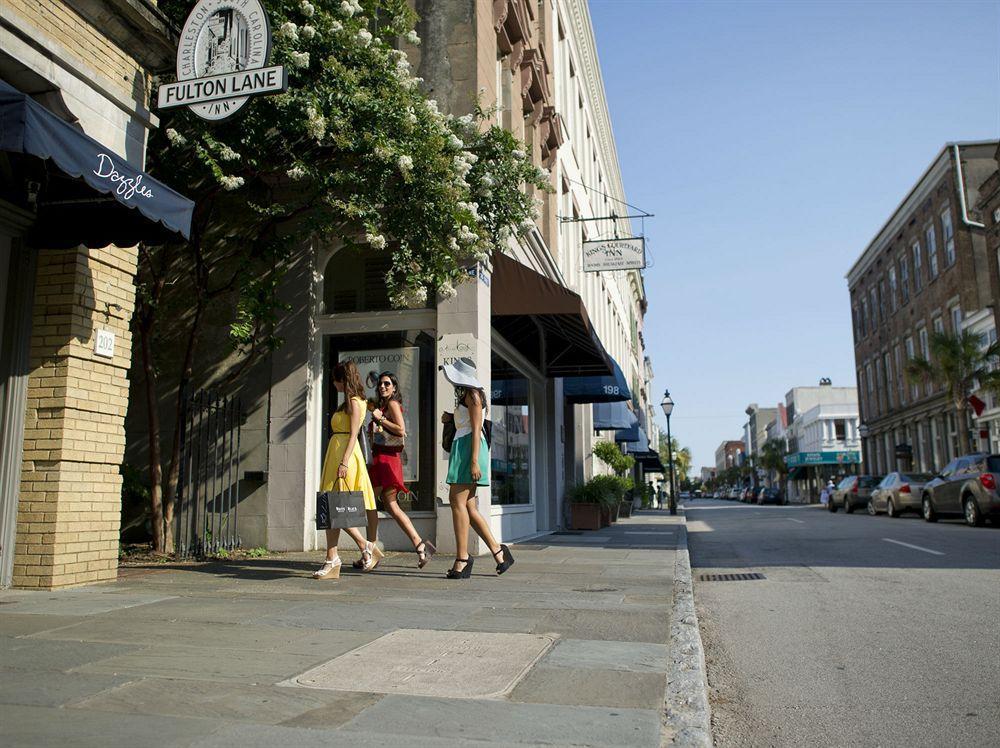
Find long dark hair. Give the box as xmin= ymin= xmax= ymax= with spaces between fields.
xmin=456 ymin=386 xmax=488 ymax=415
xmin=334 ymin=360 xmax=365 ymax=409
xmin=376 ymin=370 xmax=403 ymax=410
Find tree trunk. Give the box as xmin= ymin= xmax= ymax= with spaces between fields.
xmin=956 ymin=400 xmax=973 ymax=455
xmin=138 ymin=301 xmax=165 ymax=553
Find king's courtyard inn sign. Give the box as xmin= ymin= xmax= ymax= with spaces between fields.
xmin=158 ymin=0 xmax=287 ymax=121
xmin=582 ymin=237 xmax=646 ymax=272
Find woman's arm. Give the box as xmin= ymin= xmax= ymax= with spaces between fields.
xmin=337 ymin=398 xmax=365 ymax=477
xmin=467 ymin=391 xmax=483 ymax=481
xmin=376 ymin=401 xmax=406 ymax=438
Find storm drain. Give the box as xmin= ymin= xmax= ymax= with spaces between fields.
xmin=698 ymin=572 xmax=766 ymax=582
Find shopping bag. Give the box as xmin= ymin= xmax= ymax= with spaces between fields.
xmin=441 ymin=414 xmax=492 ymax=453
xmin=315 ymin=480 xmax=366 ymax=530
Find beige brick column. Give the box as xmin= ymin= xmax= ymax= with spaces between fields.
xmin=13 ymin=246 xmax=137 ymax=589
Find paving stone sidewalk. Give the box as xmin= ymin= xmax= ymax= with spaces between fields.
xmin=0 ymin=511 xmax=683 ymax=748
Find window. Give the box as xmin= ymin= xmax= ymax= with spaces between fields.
xmin=491 ymin=350 xmax=532 ymax=505
xmin=861 ymin=298 xmax=870 ymax=336
xmin=899 ymin=257 xmax=910 ymax=304
xmin=884 ymin=352 xmax=893 ymax=409
xmin=866 ymin=362 xmax=874 ymax=394
xmin=895 ymin=345 xmax=905 ymax=405
xmin=950 ymin=304 xmax=963 ymax=334
xmin=912 ymin=241 xmax=923 ymax=291
xmin=906 ymin=336 xmax=918 ymax=400
xmin=869 ymin=288 xmax=879 ymax=327
xmin=926 ymin=224 xmax=938 ymax=278
xmin=918 ymin=327 xmax=930 ymax=396
xmin=852 ymin=306 xmax=861 ymax=341
xmin=941 ymin=208 xmax=955 ymax=266
xmin=835 ymin=420 xmax=846 ymax=441
xmin=888 ymin=267 xmax=898 ymax=311
xmin=933 ymin=316 xmax=944 ymax=335
xmin=878 ymin=279 xmax=886 ymax=320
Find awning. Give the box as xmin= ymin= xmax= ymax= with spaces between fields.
xmin=788 ymin=466 xmax=808 ymax=480
xmin=593 ymin=400 xmax=636 ymax=431
xmin=624 ymin=427 xmax=651 ymax=454
xmin=0 ymin=80 xmax=194 ymax=247
xmin=636 ymin=452 xmax=664 ymax=472
xmin=615 ymin=422 xmax=642 ymax=443
xmin=491 ymin=253 xmax=612 ymax=378
xmin=563 ymin=350 xmax=631 ymax=403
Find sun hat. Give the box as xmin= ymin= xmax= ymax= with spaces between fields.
xmin=440 ymin=357 xmax=485 ymax=390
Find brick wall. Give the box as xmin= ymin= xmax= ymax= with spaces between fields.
xmin=13 ymin=247 xmax=138 ymax=588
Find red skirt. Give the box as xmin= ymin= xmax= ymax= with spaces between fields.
xmin=368 ymin=449 xmax=408 ymax=493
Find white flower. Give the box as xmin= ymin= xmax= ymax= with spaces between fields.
xmin=437 ymin=281 xmax=457 ymax=301
xmin=397 ymin=155 xmax=413 ymax=172
xmin=481 ymin=173 xmax=495 ymax=187
xmin=350 ymin=0 xmax=363 ymax=12
xmin=391 ymin=285 xmax=428 ymax=309
xmin=218 ymin=145 xmax=240 ymax=161
xmin=301 ymin=24 xmax=316 ymax=39
xmin=448 ymin=237 xmax=460 ymax=253
xmin=405 ymin=30 xmax=421 ymax=45
xmin=458 ymin=225 xmax=477 ymax=244
xmin=277 ymin=21 xmax=299 ymax=41
xmin=366 ymin=233 xmax=387 ymax=250
xmin=356 ymin=29 xmax=373 ymax=46
xmin=305 ymin=106 xmax=326 ymax=140
xmin=512 ymin=149 xmax=527 ymax=160
xmin=300 ymin=1 xmax=315 ymax=17
xmin=165 ymin=128 xmax=186 ymax=146
xmin=518 ymin=218 xmax=535 ymax=233
xmin=219 ymin=175 xmax=244 ymax=191
xmin=447 ymin=134 xmax=463 ymax=150
xmin=290 ymin=51 xmax=310 ymax=68
xmin=465 ymin=152 xmax=479 ymax=164
xmin=330 ymin=20 xmax=343 ymax=32
xmin=340 ymin=0 xmax=355 ymax=16
xmin=286 ymin=165 xmax=307 ymax=180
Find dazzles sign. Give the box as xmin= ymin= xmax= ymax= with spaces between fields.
xmin=157 ymin=0 xmax=287 ymax=121
xmin=93 ymin=154 xmax=154 ymax=201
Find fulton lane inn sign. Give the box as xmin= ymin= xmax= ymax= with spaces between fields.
xmin=157 ymin=0 xmax=287 ymax=121
xmin=582 ymin=237 xmax=646 ymax=272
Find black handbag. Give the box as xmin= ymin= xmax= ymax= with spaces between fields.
xmin=315 ymin=479 xmax=367 ymax=530
xmin=441 ymin=413 xmax=492 ymax=453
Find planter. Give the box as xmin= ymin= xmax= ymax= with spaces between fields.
xmin=570 ymin=502 xmax=602 ymax=531
xmin=600 ymin=504 xmax=617 ymax=527
xmin=618 ymin=501 xmax=632 ymax=518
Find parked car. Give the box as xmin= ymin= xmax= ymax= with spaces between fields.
xmin=757 ymin=487 xmax=785 ymax=505
xmin=869 ymin=472 xmax=934 ymax=517
xmin=741 ymin=487 xmax=754 ymax=503
xmin=828 ymin=475 xmax=882 ymax=513
xmin=728 ymin=486 xmax=740 ymax=500
xmin=920 ymin=453 xmax=1000 ymax=526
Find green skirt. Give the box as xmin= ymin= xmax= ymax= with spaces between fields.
xmin=446 ymin=433 xmax=490 ymax=486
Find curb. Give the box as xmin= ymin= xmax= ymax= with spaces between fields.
xmin=662 ymin=511 xmax=713 ymax=747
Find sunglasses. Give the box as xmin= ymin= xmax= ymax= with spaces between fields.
xmin=378 ymin=381 xmax=393 ymax=389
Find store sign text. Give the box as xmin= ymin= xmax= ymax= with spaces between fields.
xmin=158 ymin=66 xmax=286 ymax=109
xmin=93 ymin=154 xmax=154 ymax=201
xmin=583 ymin=237 xmax=646 ymax=272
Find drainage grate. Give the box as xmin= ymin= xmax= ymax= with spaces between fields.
xmin=698 ymin=573 xmax=766 ymax=582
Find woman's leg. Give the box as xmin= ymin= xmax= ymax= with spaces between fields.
xmin=466 ymin=492 xmax=501 ymax=556
xmin=383 ymin=488 xmax=422 ymax=548
xmin=323 ymin=528 xmax=341 ymax=560
xmin=449 ymin=484 xmax=471 ymax=569
xmin=366 ymin=509 xmax=379 ymax=543
xmin=342 ymin=526 xmax=368 ymax=551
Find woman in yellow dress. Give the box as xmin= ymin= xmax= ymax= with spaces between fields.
xmin=313 ymin=360 xmax=382 ymax=579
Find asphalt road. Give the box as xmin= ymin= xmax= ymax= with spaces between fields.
xmin=685 ymin=498 xmax=1000 ymax=748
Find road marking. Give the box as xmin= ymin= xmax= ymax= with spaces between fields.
xmin=882 ymin=538 xmax=944 ymax=556
xmin=786 ymin=518 xmax=805 ymax=524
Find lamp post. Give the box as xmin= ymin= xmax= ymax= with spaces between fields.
xmin=661 ymin=390 xmax=677 ymax=515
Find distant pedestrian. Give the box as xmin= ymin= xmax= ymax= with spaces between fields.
xmin=440 ymin=358 xmax=514 ymax=579
xmin=313 ymin=361 xmax=381 ymax=580
xmin=819 ymin=479 xmax=834 ymax=505
xmin=364 ymin=371 xmax=436 ymax=568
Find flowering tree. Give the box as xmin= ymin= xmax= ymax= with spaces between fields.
xmin=138 ymin=0 xmax=550 ymax=553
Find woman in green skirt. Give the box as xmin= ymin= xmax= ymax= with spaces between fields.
xmin=440 ymin=357 xmax=514 ymax=579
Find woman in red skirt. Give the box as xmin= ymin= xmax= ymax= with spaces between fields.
xmin=363 ymin=371 xmax=436 ymax=568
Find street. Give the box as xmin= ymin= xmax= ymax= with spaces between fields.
xmin=686 ymin=498 xmax=1000 ymax=748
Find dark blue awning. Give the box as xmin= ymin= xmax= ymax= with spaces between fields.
xmin=593 ymin=400 xmax=636 ymax=431
xmin=563 ymin=353 xmax=631 ymax=404
xmin=0 ymin=80 xmax=194 ymax=248
xmin=624 ymin=427 xmax=651 ymax=454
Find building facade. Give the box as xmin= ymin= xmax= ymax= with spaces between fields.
xmin=783 ymin=384 xmax=861 ymax=502
xmin=714 ymin=440 xmax=744 ymax=473
xmin=846 ymin=142 xmax=999 ymax=476
xmin=0 ymin=1 xmax=194 ymax=588
xmin=743 ymin=403 xmax=777 ymax=463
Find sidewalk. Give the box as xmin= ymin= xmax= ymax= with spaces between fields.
xmin=1 ymin=511 xmax=687 ymax=748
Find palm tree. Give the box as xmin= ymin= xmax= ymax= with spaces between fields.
xmin=905 ymin=330 xmax=1000 ymax=454
xmin=758 ymin=438 xmax=789 ymax=482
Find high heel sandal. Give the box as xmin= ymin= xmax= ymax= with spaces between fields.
xmin=492 ymin=544 xmax=515 ymax=575
xmin=415 ymin=540 xmax=437 ymax=569
xmin=360 ymin=541 xmax=384 ymax=572
xmin=312 ymin=558 xmax=342 ymax=580
xmin=446 ymin=557 xmax=473 ymax=579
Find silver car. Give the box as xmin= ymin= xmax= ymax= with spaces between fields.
xmin=869 ymin=472 xmax=934 ymax=517
xmin=922 ymin=453 xmax=1000 ymax=526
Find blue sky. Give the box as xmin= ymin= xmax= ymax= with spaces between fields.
xmin=589 ymin=0 xmax=1000 ymax=470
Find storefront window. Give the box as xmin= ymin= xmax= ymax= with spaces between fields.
xmin=490 ymin=351 xmax=531 ymax=505
xmin=323 ymin=330 xmax=436 ymax=511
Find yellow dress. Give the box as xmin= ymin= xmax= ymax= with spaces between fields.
xmin=320 ymin=396 xmax=376 ymax=510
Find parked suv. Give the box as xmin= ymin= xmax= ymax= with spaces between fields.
xmin=921 ymin=453 xmax=1000 ymax=526
xmin=757 ymin=487 xmax=785 ymax=505
xmin=869 ymin=472 xmax=935 ymax=517
xmin=828 ymin=475 xmax=882 ymax=513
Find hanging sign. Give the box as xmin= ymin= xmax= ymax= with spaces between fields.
xmin=582 ymin=237 xmax=646 ymax=272
xmin=157 ymin=0 xmax=287 ymax=121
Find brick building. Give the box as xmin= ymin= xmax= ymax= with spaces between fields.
xmin=714 ymin=439 xmax=744 ymax=473
xmin=0 ymin=2 xmax=191 ymax=588
xmin=846 ymin=141 xmax=999 ymax=475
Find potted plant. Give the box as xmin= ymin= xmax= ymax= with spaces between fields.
xmin=588 ymin=474 xmax=623 ymax=526
xmin=568 ymin=482 xmax=602 ymax=531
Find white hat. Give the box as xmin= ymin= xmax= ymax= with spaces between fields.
xmin=440 ymin=357 xmax=485 ymax=390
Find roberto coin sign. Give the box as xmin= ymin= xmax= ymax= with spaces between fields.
xmin=157 ymin=0 xmax=287 ymax=121
xmin=582 ymin=237 xmax=646 ymax=272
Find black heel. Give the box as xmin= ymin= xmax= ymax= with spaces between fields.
xmin=493 ymin=544 xmax=515 ymax=575
xmin=446 ymin=557 xmax=473 ymax=579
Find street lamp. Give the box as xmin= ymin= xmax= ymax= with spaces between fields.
xmin=661 ymin=390 xmax=677 ymax=515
